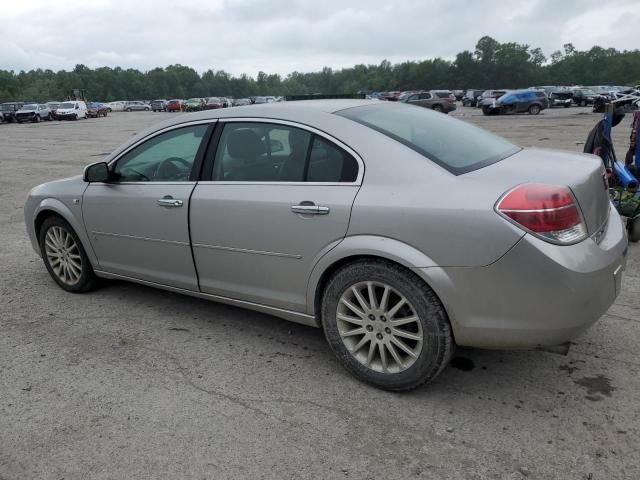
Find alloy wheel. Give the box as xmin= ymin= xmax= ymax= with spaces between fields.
xmin=337 ymin=281 xmax=423 ymax=374
xmin=44 ymin=226 xmax=83 ymax=285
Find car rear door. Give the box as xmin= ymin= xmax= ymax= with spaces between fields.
xmin=82 ymin=121 xmax=214 ymax=290
xmin=190 ymin=119 xmax=363 ymax=312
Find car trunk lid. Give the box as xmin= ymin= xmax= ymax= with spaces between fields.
xmin=467 ymin=148 xmax=610 ymax=236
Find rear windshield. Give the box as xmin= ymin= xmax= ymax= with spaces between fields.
xmin=337 ymin=103 xmax=520 ymax=175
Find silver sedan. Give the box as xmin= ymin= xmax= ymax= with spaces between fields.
xmin=24 ymin=100 xmax=628 ymax=391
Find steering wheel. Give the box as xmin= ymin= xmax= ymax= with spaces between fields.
xmin=154 ymin=157 xmax=191 ymax=180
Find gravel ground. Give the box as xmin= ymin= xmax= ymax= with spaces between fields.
xmin=1 ymin=106 xmax=638 ymax=480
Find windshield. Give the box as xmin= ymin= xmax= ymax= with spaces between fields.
xmin=0 ymin=104 xmax=15 ymax=111
xmin=337 ymin=103 xmax=520 ymax=175
xmin=21 ymin=104 xmax=37 ymax=110
xmin=59 ymin=102 xmax=75 ymax=109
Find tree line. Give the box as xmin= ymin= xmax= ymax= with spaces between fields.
xmin=1 ymin=36 xmax=639 ymax=103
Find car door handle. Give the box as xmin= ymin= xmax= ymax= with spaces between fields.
xmin=157 ymin=196 xmax=183 ymax=208
xmin=291 ymin=203 xmax=330 ymax=215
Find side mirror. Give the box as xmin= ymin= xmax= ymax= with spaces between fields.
xmin=75 ymin=105 xmax=79 ymax=109
xmin=83 ymin=162 xmax=110 ymax=182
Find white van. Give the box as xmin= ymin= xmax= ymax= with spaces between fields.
xmin=56 ymin=101 xmax=87 ymax=120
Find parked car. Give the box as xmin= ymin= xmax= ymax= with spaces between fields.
xmin=462 ymin=90 xmax=483 ymax=107
xmin=0 ymin=102 xmax=25 ymax=122
xmin=124 ymin=101 xmax=151 ymax=112
xmin=46 ymin=102 xmax=61 ymax=119
xmin=570 ymin=88 xmax=598 ymax=107
xmin=571 ymin=87 xmax=598 ymax=107
xmin=104 ymin=101 xmax=126 ymax=112
xmin=548 ymin=89 xmax=573 ymax=108
xmin=150 ymin=99 xmax=167 ymax=112
xmin=482 ymin=89 xmax=548 ymax=115
xmin=87 ymin=102 xmax=108 ymax=118
xmin=452 ymin=90 xmax=464 ymax=101
xmin=25 ymin=100 xmax=626 ymax=391
xmin=399 ymin=91 xmax=456 ymax=113
xmin=15 ymin=104 xmax=52 ymax=123
xmin=431 ymin=90 xmax=456 ymax=102
xmin=184 ymin=98 xmax=205 ymax=112
xmin=205 ymin=97 xmax=225 ymax=109
xmin=56 ymin=101 xmax=88 ymax=120
xmin=478 ymin=90 xmax=509 ymax=108
xmin=233 ymin=98 xmax=251 ymax=106
xmin=166 ymin=99 xmax=183 ymax=112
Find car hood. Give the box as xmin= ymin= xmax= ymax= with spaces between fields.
xmin=17 ymin=109 xmax=37 ymax=113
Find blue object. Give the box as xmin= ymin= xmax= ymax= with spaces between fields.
xmin=603 ymin=108 xmax=639 ymax=188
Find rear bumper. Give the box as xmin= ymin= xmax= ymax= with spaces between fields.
xmin=417 ymin=209 xmax=628 ymax=349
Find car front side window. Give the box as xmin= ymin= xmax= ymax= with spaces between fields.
xmin=113 ymin=124 xmax=208 ymax=182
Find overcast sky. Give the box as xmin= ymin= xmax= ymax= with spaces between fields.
xmin=1 ymin=0 xmax=639 ymax=76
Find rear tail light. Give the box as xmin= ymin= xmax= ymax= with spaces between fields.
xmin=496 ymin=183 xmax=587 ymax=244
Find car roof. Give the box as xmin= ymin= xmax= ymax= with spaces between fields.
xmin=104 ymin=99 xmax=382 ymax=162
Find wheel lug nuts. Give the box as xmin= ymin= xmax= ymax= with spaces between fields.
xmin=376 ymin=333 xmax=383 ymax=340
xmin=368 ymin=314 xmax=375 ymax=321
xmin=385 ymin=327 xmax=391 ymax=334
xmin=380 ymin=316 xmax=386 ymax=322
xmin=366 ymin=325 xmax=373 ymax=332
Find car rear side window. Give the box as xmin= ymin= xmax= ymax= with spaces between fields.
xmin=212 ymin=122 xmax=358 ymax=183
xmin=337 ymin=103 xmax=520 ymax=175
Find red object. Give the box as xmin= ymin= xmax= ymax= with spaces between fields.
xmin=167 ymin=100 xmax=182 ymax=112
xmin=497 ymin=184 xmax=583 ymax=233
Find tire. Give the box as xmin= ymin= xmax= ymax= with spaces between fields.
xmin=38 ymin=216 xmax=98 ymax=293
xmin=629 ymin=216 xmax=640 ymax=243
xmin=73 ymin=114 xmax=78 ymax=121
xmin=580 ymin=100 xmax=587 ymax=107
xmin=528 ymin=104 xmax=541 ymax=115
xmin=34 ymin=115 xmax=41 ymax=123
xmin=48 ymin=113 xmax=52 ymax=121
xmin=432 ymin=104 xmax=443 ymax=113
xmin=321 ymin=259 xmax=454 ymax=391
xmin=126 ymin=108 xmax=132 ymax=112
xmin=107 ymin=107 xmax=112 ymax=112
xmin=564 ymin=103 xmax=570 ymax=108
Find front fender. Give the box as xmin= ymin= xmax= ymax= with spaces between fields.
xmin=305 ymin=235 xmax=441 ymax=316
xmin=29 ymin=198 xmax=97 ymax=266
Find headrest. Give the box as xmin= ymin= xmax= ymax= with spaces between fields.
xmin=227 ymin=129 xmax=266 ymax=158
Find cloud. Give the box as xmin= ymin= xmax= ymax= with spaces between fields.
xmin=0 ymin=0 xmax=638 ymax=75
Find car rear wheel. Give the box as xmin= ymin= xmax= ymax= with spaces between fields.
xmin=528 ymin=104 xmax=541 ymax=115
xmin=321 ymin=259 xmax=454 ymax=391
xmin=39 ymin=216 xmax=98 ymax=293
xmin=126 ymin=108 xmax=132 ymax=112
xmin=432 ymin=104 xmax=443 ymax=113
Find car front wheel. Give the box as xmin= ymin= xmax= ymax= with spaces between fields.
xmin=39 ymin=216 xmax=98 ymax=293
xmin=321 ymin=259 xmax=454 ymax=391
xmin=528 ymin=104 xmax=541 ymax=115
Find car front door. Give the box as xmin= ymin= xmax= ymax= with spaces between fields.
xmin=190 ymin=120 xmax=362 ymax=312
xmin=82 ymin=122 xmax=213 ymax=290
